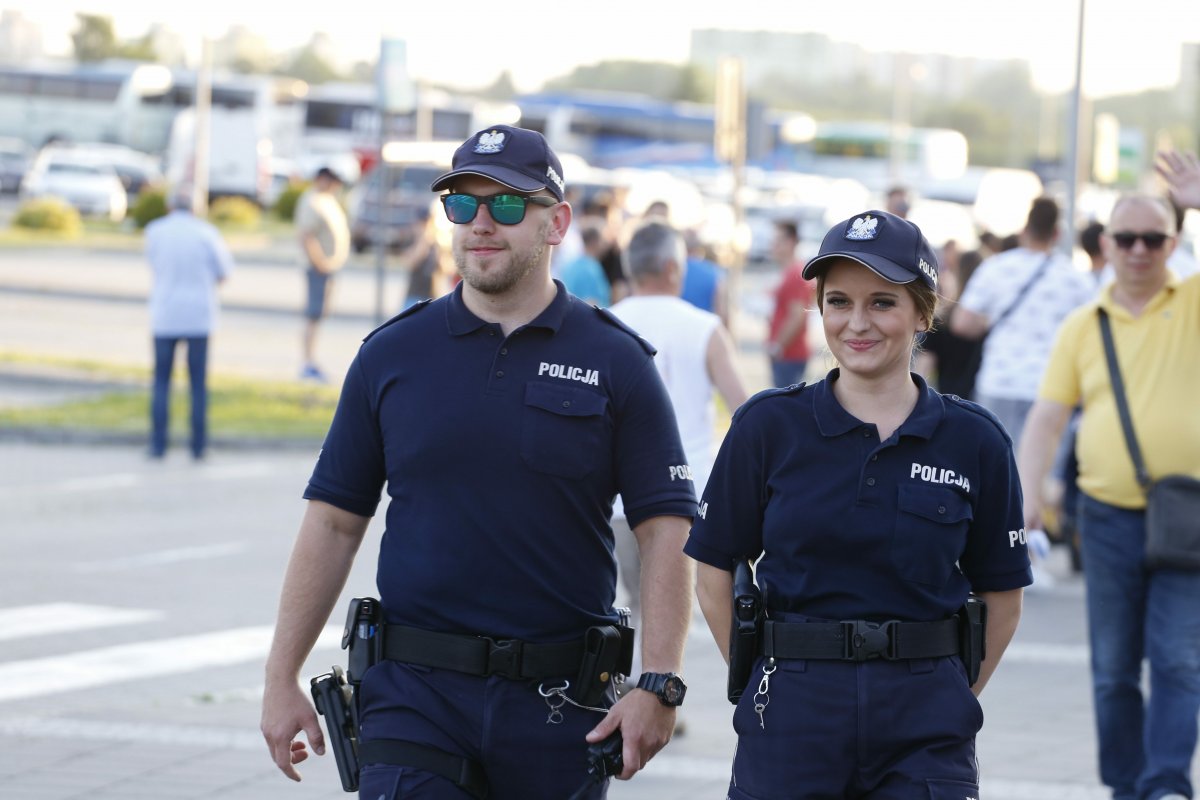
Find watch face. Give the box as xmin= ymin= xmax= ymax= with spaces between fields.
xmin=662 ymin=675 xmax=686 ymax=705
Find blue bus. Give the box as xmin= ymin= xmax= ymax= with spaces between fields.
xmin=516 ymin=90 xmax=813 ymax=171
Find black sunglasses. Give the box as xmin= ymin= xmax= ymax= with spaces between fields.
xmin=1111 ymin=231 xmax=1171 ymax=250
xmin=440 ymin=192 xmax=557 ymax=225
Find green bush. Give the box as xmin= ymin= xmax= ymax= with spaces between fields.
xmin=12 ymin=197 xmax=82 ymax=237
xmin=208 ymin=196 xmax=262 ymax=230
xmin=273 ymin=181 xmax=310 ymax=221
xmin=130 ymin=187 xmax=169 ymax=229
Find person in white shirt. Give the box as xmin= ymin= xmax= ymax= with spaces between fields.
xmin=950 ymin=196 xmax=1094 ymax=445
xmin=295 ymin=166 xmax=349 ymax=382
xmin=145 ymin=189 xmax=233 ymax=460
xmin=609 ymin=220 xmax=749 ymax=660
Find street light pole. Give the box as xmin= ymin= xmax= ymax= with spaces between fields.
xmin=1063 ymin=0 xmax=1087 ymax=255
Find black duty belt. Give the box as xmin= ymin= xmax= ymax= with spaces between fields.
xmin=382 ymin=625 xmax=586 ymax=680
xmin=761 ymin=617 xmax=960 ymax=662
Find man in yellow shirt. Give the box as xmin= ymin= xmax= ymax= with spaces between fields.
xmin=1018 ymin=189 xmax=1200 ymax=800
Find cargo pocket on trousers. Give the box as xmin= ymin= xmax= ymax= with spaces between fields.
xmin=358 ymin=764 xmax=401 ymax=798
xmin=520 ymin=382 xmax=609 ymax=479
xmin=926 ymin=776 xmax=980 ymax=798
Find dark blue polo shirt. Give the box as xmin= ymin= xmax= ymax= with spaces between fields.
xmin=685 ymin=370 xmax=1031 ymax=622
xmin=306 ymin=281 xmax=696 ymax=642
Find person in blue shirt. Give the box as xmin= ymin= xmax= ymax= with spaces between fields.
xmin=261 ymin=125 xmax=696 ymax=799
xmin=686 ymin=210 xmax=1031 ymax=799
xmin=559 ymin=223 xmax=612 ymax=306
xmin=680 ymin=228 xmax=728 ymax=327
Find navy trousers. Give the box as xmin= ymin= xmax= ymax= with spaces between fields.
xmin=356 ymin=660 xmax=612 ymax=799
xmin=727 ymin=654 xmax=982 ymax=799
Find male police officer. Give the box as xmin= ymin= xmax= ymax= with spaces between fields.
xmin=261 ymin=124 xmax=696 ymax=799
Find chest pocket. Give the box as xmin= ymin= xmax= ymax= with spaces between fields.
xmin=892 ymin=484 xmax=973 ymax=588
xmin=520 ymin=382 xmax=610 ymax=480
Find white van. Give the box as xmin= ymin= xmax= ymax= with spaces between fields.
xmin=164 ymin=105 xmax=270 ymax=203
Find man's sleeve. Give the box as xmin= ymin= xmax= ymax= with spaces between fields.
xmin=957 ymin=258 xmax=997 ymax=317
xmin=1037 ymin=311 xmax=1085 ymax=407
xmin=304 ymin=353 xmax=387 ymax=517
xmin=613 ymin=358 xmax=697 ymax=529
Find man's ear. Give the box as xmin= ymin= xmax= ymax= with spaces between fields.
xmin=545 ymin=201 xmax=572 ymax=246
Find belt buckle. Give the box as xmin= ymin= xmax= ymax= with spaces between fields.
xmin=842 ymin=620 xmax=896 ymax=661
xmin=484 ymin=637 xmax=523 ymax=678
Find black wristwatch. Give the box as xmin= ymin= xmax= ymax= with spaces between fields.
xmin=636 ymin=671 xmax=687 ymax=707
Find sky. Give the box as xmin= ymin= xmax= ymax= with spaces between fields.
xmin=10 ymin=1 xmax=1200 ymax=98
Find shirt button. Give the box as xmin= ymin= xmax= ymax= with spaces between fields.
xmin=866 ymin=477 xmax=876 ymax=487
xmin=496 ymin=370 xmax=504 ymax=378
xmin=562 ymin=400 xmax=571 ymax=408
xmin=870 ymin=454 xmax=878 ymax=462
xmin=938 ymin=505 xmax=947 ymax=514
xmin=500 ymin=348 xmax=508 ymax=355
xmin=862 ymin=429 xmax=871 ymax=438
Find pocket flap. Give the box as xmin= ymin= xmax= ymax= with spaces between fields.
xmin=898 ymin=484 xmax=973 ymax=524
xmin=524 ymin=381 xmax=608 ymax=418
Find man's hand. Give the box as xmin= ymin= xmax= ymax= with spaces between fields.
xmin=261 ymin=677 xmax=325 ymax=781
xmin=1156 ymin=149 xmax=1200 ymax=210
xmin=584 ymin=688 xmax=675 ymax=780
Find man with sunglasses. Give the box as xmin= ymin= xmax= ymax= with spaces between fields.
xmin=261 ymin=124 xmax=696 ymax=799
xmin=1018 ymin=191 xmax=1200 ymax=800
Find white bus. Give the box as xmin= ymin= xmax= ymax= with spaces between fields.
xmin=800 ymin=121 xmax=969 ymax=193
xmin=0 ymin=61 xmax=172 ymax=152
xmin=299 ymin=82 xmax=518 ymax=174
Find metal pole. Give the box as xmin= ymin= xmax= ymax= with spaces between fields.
xmin=1063 ymin=0 xmax=1086 ymax=255
xmin=192 ymin=37 xmax=213 ymax=216
xmin=374 ymin=118 xmax=388 ymax=326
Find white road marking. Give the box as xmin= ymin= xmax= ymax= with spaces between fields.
xmin=71 ymin=541 xmax=248 ymax=572
xmin=1002 ymin=642 xmax=1090 ymax=666
xmin=0 ymin=603 xmax=163 ymax=642
xmin=55 ymin=473 xmax=142 ymax=493
xmin=0 ymin=624 xmax=341 ymax=701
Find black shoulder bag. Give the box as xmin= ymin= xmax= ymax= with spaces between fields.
xmin=1098 ymin=308 xmax=1200 ymax=570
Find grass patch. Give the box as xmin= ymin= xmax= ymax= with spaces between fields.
xmin=0 ymin=215 xmax=296 ymax=252
xmin=0 ymin=353 xmax=338 ymax=441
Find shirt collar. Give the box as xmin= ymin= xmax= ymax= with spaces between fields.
xmin=1098 ymin=272 xmax=1180 ymax=320
xmin=446 ymin=279 xmax=573 ymax=337
xmin=813 ymin=369 xmax=944 ymax=440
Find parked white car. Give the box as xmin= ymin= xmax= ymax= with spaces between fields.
xmin=0 ymin=137 xmax=32 ymax=194
xmin=20 ymin=147 xmax=128 ymax=221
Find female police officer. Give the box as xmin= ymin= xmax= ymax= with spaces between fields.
xmin=685 ymin=210 xmax=1031 ymax=799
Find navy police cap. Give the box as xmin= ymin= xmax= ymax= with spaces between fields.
xmin=430 ymin=124 xmax=565 ymax=202
xmin=803 ymin=210 xmax=939 ymax=290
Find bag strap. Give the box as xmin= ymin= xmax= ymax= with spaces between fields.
xmin=990 ymin=253 xmax=1054 ymax=333
xmin=1097 ymin=308 xmax=1153 ymax=491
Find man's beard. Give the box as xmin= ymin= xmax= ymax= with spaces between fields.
xmin=455 ymin=221 xmax=550 ymax=295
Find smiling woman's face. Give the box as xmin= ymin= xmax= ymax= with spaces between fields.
xmin=820 ymin=258 xmax=924 ymax=381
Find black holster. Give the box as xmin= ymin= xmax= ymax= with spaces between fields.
xmin=343 ymin=597 xmax=382 ymax=686
xmin=958 ymin=595 xmax=987 ymax=686
xmin=727 ymin=559 xmax=762 ymax=704
xmin=310 ymin=665 xmax=360 ymax=792
xmin=573 ymin=621 xmax=634 ymax=706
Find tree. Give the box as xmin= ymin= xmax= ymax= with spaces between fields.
xmin=544 ymin=60 xmax=712 ymax=103
xmin=278 ymin=46 xmax=341 ymax=84
xmin=116 ymin=33 xmax=157 ymax=63
xmin=481 ymin=70 xmax=517 ymax=100
xmin=71 ymin=13 xmax=117 ymax=63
